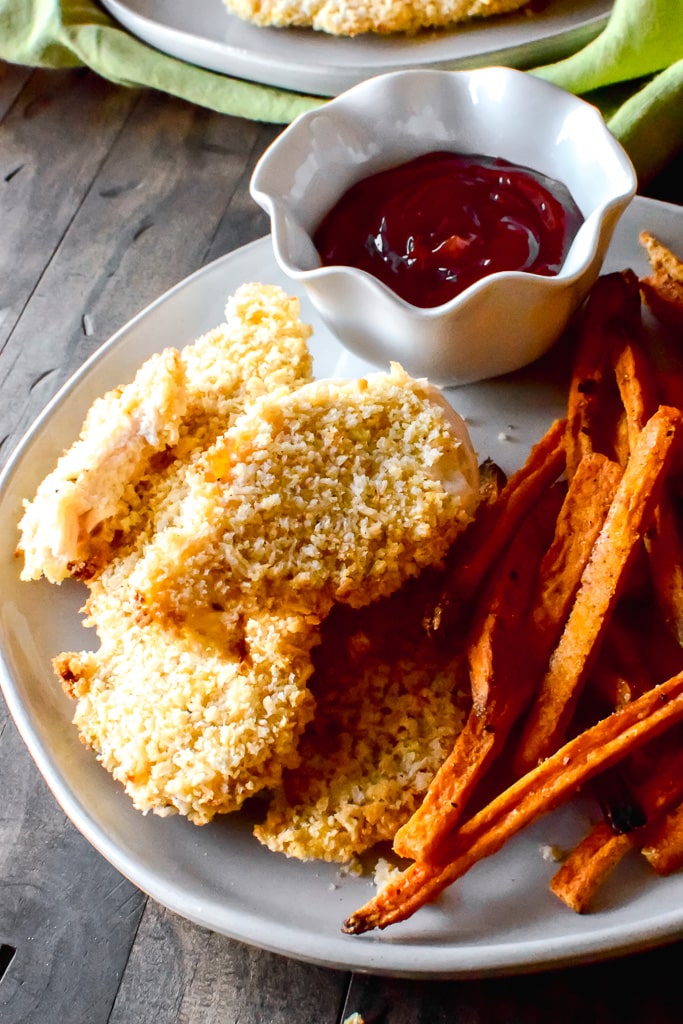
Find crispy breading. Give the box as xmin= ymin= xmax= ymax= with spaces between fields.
xmin=18 ymin=347 xmax=188 ymax=584
xmin=19 ymin=283 xmax=479 ymax=832
xmin=129 ymin=365 xmax=480 ymax=625
xmin=55 ymin=595 xmax=318 ymax=824
xmin=18 ymin=284 xmax=314 ymax=584
xmin=255 ymin=579 xmax=469 ymax=862
xmin=223 ymin=0 xmax=531 ymax=36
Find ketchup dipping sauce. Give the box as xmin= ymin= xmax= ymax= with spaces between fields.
xmin=312 ymin=151 xmax=584 ymax=309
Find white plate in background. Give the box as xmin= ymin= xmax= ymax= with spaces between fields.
xmin=101 ymin=0 xmax=612 ymax=97
xmin=2 ymin=195 xmax=683 ymax=978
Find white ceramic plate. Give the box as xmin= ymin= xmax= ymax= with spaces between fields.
xmin=101 ymin=0 xmax=612 ymax=98
xmin=2 ymin=195 xmax=683 ymax=979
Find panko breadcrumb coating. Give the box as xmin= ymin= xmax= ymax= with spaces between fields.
xmin=255 ymin=577 xmax=469 ymax=862
xmin=18 ymin=347 xmax=188 ymax=584
xmin=18 ymin=283 xmax=313 ymax=585
xmin=130 ymin=365 xmax=479 ymax=625
xmin=223 ymin=0 xmax=531 ymax=36
xmin=55 ymin=598 xmax=318 ymax=824
xmin=17 ymin=282 xmax=479 ymax=837
xmin=19 ymin=284 xmax=318 ymax=824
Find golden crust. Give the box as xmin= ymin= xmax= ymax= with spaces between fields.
xmin=223 ymin=0 xmax=531 ymax=36
xmin=20 ymin=284 xmax=318 ymax=825
xmin=54 ymin=599 xmax=318 ymax=825
xmin=18 ymin=283 xmax=477 ymax=837
xmin=255 ymin=578 xmax=469 ymax=862
xmin=18 ymin=284 xmax=314 ymax=585
xmin=129 ymin=364 xmax=480 ymax=625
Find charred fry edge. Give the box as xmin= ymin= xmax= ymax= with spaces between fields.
xmin=343 ymin=670 xmax=683 ymax=935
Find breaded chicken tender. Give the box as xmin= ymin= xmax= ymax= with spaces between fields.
xmin=18 ymin=284 xmax=314 ymax=585
xmin=130 ymin=365 xmax=480 ymax=625
xmin=18 ymin=282 xmax=479 ymax=835
xmin=223 ymin=0 xmax=531 ymax=36
xmin=55 ymin=598 xmax=318 ymax=824
xmin=18 ymin=348 xmax=188 ymax=584
xmin=255 ymin=577 xmax=469 ymax=861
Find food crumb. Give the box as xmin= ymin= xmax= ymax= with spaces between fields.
xmin=338 ymin=859 xmax=364 ymax=879
xmin=540 ymin=843 xmax=565 ymax=863
xmin=373 ymin=857 xmax=402 ymax=888
xmin=343 ymin=1015 xmax=365 ymax=1024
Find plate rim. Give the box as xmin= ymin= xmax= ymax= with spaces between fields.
xmin=100 ymin=0 xmax=613 ymax=98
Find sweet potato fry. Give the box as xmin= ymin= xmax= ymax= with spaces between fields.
xmin=466 ymin=483 xmax=566 ymax=713
xmin=612 ymin=328 xmax=659 ymax=459
xmin=426 ymin=417 xmax=566 ymax=638
xmin=597 ymin=609 xmax=658 ymax=704
xmin=391 ymin=709 xmax=499 ymax=862
xmin=590 ymin=660 xmax=642 ymax=712
xmin=550 ymin=823 xmax=632 ymax=913
xmin=395 ymin=456 xmax=621 ymax=862
xmin=641 ymin=800 xmax=683 ymax=875
xmin=529 ymin=453 xmax=623 ymax=646
xmin=343 ymin=670 xmax=683 ymax=934
xmin=565 ymin=273 xmax=642 ymax=478
xmin=641 ymin=231 xmax=683 ymax=284
xmin=470 ymin=451 xmax=622 ymax=715
xmin=515 ymin=406 xmax=683 ymax=774
xmin=477 ymin=457 xmax=507 ymax=507
xmin=645 ymin=487 xmax=683 ymax=647
xmin=591 ymin=767 xmax=646 ymax=834
xmin=393 ymin=485 xmax=565 ymax=860
xmin=550 ymin=736 xmax=683 ymax=911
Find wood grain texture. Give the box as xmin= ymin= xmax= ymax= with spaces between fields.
xmin=0 ymin=68 xmax=318 ymax=1024
xmin=0 ymin=73 xmax=276 ymax=461
xmin=0 ymin=68 xmax=137 ymax=360
xmin=108 ymin=901 xmax=348 ymax=1024
xmin=0 ymin=711 xmax=146 ymax=1024
xmin=0 ymin=62 xmax=31 ymax=119
xmin=343 ymin=944 xmax=683 ymax=1023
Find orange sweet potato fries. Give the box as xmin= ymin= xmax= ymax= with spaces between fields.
xmin=344 ymin=236 xmax=683 ymax=935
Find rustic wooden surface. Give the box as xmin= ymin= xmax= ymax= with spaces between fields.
xmin=1 ymin=60 xmax=682 ymax=1024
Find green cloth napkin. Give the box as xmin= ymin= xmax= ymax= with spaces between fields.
xmin=0 ymin=0 xmax=681 ymax=182
xmin=0 ymin=0 xmax=323 ymax=122
xmin=533 ymin=0 xmax=683 ymax=183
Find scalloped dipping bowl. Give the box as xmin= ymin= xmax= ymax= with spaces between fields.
xmin=250 ymin=67 xmax=637 ymax=387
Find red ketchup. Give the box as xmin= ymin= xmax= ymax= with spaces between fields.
xmin=312 ymin=151 xmax=584 ymax=308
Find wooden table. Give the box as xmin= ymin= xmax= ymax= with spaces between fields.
xmin=1 ymin=60 xmax=683 ymax=1024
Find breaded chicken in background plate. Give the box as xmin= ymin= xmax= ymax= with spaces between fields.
xmin=222 ymin=0 xmax=533 ymax=36
xmin=17 ymin=282 xmax=481 ymax=846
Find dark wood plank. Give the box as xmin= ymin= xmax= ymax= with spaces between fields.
xmin=342 ymin=941 xmax=683 ymax=1022
xmin=108 ymin=901 xmax=348 ymax=1024
xmin=203 ymin=120 xmax=281 ymax=263
xmin=0 ymin=61 xmax=32 ymax=119
xmin=0 ymin=68 xmax=138 ymax=359
xmin=0 ymin=83 xmax=274 ymax=462
xmin=0 ymin=712 xmax=147 ymax=1024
